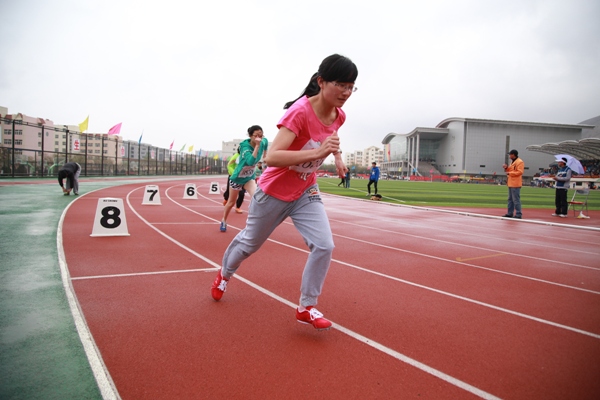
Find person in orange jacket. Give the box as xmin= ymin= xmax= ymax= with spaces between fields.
xmin=502 ymin=149 xmax=525 ymax=219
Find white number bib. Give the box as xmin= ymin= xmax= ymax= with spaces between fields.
xmin=289 ymin=139 xmax=326 ymax=174
xmin=238 ymin=165 xmax=256 ymax=178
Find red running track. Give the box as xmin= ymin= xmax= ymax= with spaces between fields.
xmin=60 ymin=178 xmax=600 ymax=399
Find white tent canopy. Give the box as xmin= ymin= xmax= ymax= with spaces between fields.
xmin=526 ymin=138 xmax=600 ymax=160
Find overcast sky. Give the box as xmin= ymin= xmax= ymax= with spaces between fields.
xmin=2 ymin=0 xmax=599 ymax=154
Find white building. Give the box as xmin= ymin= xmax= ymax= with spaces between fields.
xmin=382 ymin=117 xmax=596 ymax=178
xmin=221 ymin=139 xmax=244 ymax=159
xmin=344 ymin=146 xmax=384 ymax=167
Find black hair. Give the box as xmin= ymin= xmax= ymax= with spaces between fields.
xmin=247 ymin=125 xmax=263 ymax=137
xmin=284 ymin=54 xmax=358 ymax=109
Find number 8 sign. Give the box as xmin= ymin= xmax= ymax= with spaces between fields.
xmin=91 ymin=198 xmax=130 ymax=237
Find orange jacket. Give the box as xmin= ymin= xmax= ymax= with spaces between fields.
xmin=505 ymin=157 xmax=524 ymax=187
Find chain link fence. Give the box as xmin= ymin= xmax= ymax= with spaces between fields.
xmin=1 ymin=117 xmax=225 ymax=178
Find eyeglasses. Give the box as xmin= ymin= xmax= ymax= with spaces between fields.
xmin=331 ymin=82 xmax=358 ymax=93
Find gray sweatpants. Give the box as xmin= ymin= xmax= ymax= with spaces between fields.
xmin=221 ymin=185 xmax=334 ymax=307
xmin=65 ymin=163 xmax=81 ymax=194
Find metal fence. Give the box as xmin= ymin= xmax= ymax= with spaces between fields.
xmin=0 ymin=117 xmax=226 ymax=178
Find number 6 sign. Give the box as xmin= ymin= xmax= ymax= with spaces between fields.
xmin=183 ymin=183 xmax=197 ymax=199
xmin=91 ymin=198 xmax=130 ymax=237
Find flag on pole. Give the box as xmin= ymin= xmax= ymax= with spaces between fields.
xmin=138 ymin=132 xmax=143 ymax=144
xmin=108 ymin=123 xmax=122 ymax=135
xmin=78 ymin=115 xmax=89 ymax=133
xmin=179 ymin=144 xmax=186 ymax=152
xmin=169 ymin=140 xmax=174 ymax=150
xmin=188 ymin=145 xmax=194 ymax=153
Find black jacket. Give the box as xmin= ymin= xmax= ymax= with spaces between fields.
xmin=57 ymin=162 xmax=80 ymax=188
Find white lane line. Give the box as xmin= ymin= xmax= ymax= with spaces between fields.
xmin=328 ymin=253 xmax=600 ymax=340
xmin=151 ymin=222 xmax=215 ymax=225
xmin=57 ymin=194 xmax=121 ymax=400
xmin=71 ymin=268 xmax=215 ymax=281
xmin=348 ymin=193 xmax=600 ymax=232
xmin=160 ymin=185 xmax=600 ymax=319
xmin=154 ymin=188 xmax=600 ymax=293
xmin=125 ymin=188 xmax=501 ymax=399
xmin=328 ymin=216 xmax=600 ymax=271
xmin=322 ymin=191 xmax=600 ymax=241
xmin=332 ymin=232 xmax=600 ymax=295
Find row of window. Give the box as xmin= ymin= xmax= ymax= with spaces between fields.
xmin=3 ymin=139 xmax=23 ymax=145
xmin=49 ymin=141 xmax=106 ymax=147
xmin=3 ymin=130 xmax=23 ymax=135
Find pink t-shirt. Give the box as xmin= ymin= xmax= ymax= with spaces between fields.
xmin=258 ymin=95 xmax=346 ymax=201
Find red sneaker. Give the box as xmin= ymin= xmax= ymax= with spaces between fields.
xmin=211 ymin=270 xmax=229 ymax=301
xmin=296 ymin=306 xmax=332 ymax=330
xmin=235 ymin=208 xmax=243 ymax=214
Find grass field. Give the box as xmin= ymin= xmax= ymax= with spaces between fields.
xmin=317 ymin=178 xmax=600 ymax=210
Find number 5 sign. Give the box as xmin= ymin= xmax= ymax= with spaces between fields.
xmin=91 ymin=198 xmax=130 ymax=237
xmin=208 ymin=182 xmax=221 ymax=195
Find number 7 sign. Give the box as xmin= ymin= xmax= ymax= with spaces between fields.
xmin=142 ymin=185 xmax=162 ymax=205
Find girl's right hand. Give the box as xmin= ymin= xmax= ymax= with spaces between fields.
xmin=320 ymin=131 xmax=340 ymax=157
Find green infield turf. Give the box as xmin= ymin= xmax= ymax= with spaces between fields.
xmin=317 ymin=178 xmax=600 ymax=210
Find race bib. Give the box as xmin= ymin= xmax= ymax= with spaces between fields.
xmin=289 ymin=139 xmax=326 ymax=174
xmin=238 ymin=165 xmax=256 ymax=178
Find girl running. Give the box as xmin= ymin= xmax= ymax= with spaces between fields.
xmin=211 ymin=54 xmax=358 ymax=330
xmin=220 ymin=125 xmax=268 ymax=232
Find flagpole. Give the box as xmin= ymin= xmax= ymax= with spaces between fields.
xmin=137 ymin=130 xmax=143 ymax=175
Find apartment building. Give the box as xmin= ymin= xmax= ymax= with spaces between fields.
xmin=344 ymin=146 xmax=384 ymax=168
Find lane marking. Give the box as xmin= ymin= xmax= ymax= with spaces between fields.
xmin=332 ymin=232 xmax=600 ymax=295
xmin=71 ymin=268 xmax=215 ymax=280
xmin=57 ymin=193 xmax=121 ymax=400
xmin=151 ymin=222 xmax=215 ymax=225
xmin=160 ymin=184 xmax=600 ymax=300
xmin=329 ymin=216 xmax=600 ymax=271
xmin=60 ymin=183 xmax=597 ymax=400
xmin=323 ymin=193 xmax=600 ymax=247
xmin=326 ymin=192 xmax=600 ymax=233
xmin=456 ymin=253 xmax=506 ymax=262
xmin=124 ymin=188 xmax=501 ymax=399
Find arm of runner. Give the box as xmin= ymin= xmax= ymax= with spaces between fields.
xmin=265 ymin=127 xmax=340 ymax=167
xmin=332 ymin=132 xmax=348 ymax=178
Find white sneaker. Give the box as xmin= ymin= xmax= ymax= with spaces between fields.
xmin=559 ymin=214 xmax=567 ymax=218
xmin=551 ymin=213 xmax=558 ymax=216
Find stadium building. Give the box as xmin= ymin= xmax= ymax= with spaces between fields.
xmin=381 ymin=116 xmax=598 ymax=179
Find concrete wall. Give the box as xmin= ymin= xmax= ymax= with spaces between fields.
xmin=436 ymin=121 xmax=582 ymax=177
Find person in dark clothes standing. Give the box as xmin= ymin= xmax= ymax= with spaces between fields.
xmin=367 ymin=162 xmax=380 ymax=196
xmin=552 ymin=157 xmax=571 ymax=217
